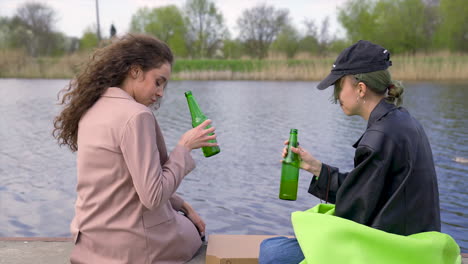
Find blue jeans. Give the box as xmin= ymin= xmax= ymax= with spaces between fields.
xmin=259 ymin=236 xmax=305 ymax=264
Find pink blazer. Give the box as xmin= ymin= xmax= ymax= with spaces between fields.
xmin=70 ymin=87 xmax=202 ymax=264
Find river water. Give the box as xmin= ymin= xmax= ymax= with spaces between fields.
xmin=0 ymin=79 xmax=466 ymax=252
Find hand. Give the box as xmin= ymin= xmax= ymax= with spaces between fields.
xmin=281 ymin=140 xmax=322 ymax=176
xmin=178 ymin=119 xmax=218 ymax=150
xmin=181 ymin=202 xmax=206 ymax=237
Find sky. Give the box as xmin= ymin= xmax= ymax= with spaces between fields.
xmin=0 ymin=0 xmax=348 ymax=39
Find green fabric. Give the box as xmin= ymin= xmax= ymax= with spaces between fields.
xmin=291 ymin=204 xmax=461 ymax=264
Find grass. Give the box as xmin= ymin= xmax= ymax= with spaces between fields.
xmin=172 ymin=59 xmax=334 ymax=80
xmin=1 ymin=49 xmax=467 ymax=81
xmin=0 ymin=50 xmax=84 ymax=79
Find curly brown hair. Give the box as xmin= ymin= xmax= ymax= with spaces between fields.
xmin=53 ymin=34 xmax=174 ymax=152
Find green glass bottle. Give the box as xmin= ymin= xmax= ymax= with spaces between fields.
xmin=184 ymin=91 xmax=220 ymax=157
xmin=279 ymin=129 xmax=300 ymax=200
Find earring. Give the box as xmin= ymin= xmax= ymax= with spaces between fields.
xmin=356 ymin=96 xmax=359 ymax=103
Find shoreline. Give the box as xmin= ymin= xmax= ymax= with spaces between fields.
xmin=1 ymin=52 xmax=467 ymax=81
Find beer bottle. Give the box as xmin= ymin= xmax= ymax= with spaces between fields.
xmin=184 ymin=91 xmax=220 ymax=157
xmin=279 ymin=129 xmax=300 ymax=200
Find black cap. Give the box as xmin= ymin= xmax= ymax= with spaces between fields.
xmin=317 ymin=40 xmax=392 ymax=90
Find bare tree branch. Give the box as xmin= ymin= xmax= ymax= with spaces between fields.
xmin=237 ymin=4 xmax=289 ymax=59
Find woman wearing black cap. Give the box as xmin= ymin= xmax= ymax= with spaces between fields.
xmin=259 ymin=40 xmax=441 ymax=264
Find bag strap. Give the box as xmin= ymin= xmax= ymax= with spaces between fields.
xmin=325 ymin=165 xmax=331 ymax=204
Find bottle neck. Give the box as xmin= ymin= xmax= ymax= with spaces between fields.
xmin=288 ymin=133 xmax=298 ymax=147
xmin=284 ymin=133 xmax=298 ymax=163
xmin=186 ymin=95 xmax=205 ymax=120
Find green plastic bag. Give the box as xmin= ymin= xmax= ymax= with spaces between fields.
xmin=291 ymin=204 xmax=461 ymax=264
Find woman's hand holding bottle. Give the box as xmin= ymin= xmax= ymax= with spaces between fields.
xmin=179 ymin=119 xmax=218 ymax=150
xmin=282 ymin=140 xmax=322 ymax=176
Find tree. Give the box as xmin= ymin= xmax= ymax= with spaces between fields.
xmin=375 ymin=0 xmax=431 ymax=53
xmin=338 ymin=0 xmax=380 ymax=45
xmin=80 ymin=26 xmax=99 ymax=51
xmin=298 ymin=36 xmax=320 ymax=55
xmin=421 ymin=0 xmax=440 ymax=48
xmin=271 ymin=24 xmax=300 ymax=58
xmin=237 ymin=4 xmax=289 ymax=59
xmin=298 ymin=19 xmax=320 ymax=55
xmin=433 ymin=0 xmax=468 ymax=52
xmin=222 ymin=38 xmax=243 ymax=59
xmin=328 ymin=39 xmax=352 ymax=54
xmin=0 ymin=5 xmax=66 ymax=56
xmin=0 ymin=17 xmax=12 ymax=49
xmin=318 ymin=17 xmax=332 ymax=53
xmin=14 ymin=2 xmax=58 ymax=56
xmin=184 ymin=0 xmax=227 ymax=58
xmin=1 ymin=16 xmax=31 ymax=51
xmin=130 ymin=7 xmax=151 ymax=33
xmin=339 ymin=0 xmax=433 ymax=53
xmin=130 ymin=6 xmax=188 ymax=57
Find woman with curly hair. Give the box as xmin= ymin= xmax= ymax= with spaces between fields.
xmin=53 ymin=34 xmax=216 ymax=263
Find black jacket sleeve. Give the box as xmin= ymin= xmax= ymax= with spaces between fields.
xmin=308 ymin=163 xmax=348 ymax=204
xmin=308 ymin=130 xmax=397 ymax=226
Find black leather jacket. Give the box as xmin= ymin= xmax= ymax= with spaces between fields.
xmin=309 ymin=99 xmax=441 ymax=236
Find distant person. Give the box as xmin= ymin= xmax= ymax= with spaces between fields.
xmin=110 ymin=24 xmax=117 ymax=38
xmin=53 ymin=34 xmax=217 ymax=263
xmin=259 ymin=40 xmax=441 ymax=263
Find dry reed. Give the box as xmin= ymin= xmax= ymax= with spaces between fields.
xmin=1 ymin=50 xmax=467 ymax=81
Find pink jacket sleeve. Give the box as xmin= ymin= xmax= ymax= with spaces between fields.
xmin=120 ymin=111 xmax=195 ymax=210
xmin=170 ymin=194 xmax=185 ymax=212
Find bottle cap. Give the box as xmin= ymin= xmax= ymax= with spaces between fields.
xmin=184 ymin=91 xmax=192 ymax=96
xmin=290 ymin=129 xmax=298 ymax=134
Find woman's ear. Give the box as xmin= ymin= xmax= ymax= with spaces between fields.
xmin=357 ymin=82 xmax=367 ymax=98
xmin=130 ymin=66 xmax=142 ymax=79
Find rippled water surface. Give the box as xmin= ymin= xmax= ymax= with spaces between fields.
xmin=0 ymin=79 xmax=466 ymax=252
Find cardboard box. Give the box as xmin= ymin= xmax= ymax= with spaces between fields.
xmin=205 ymin=234 xmax=292 ymax=264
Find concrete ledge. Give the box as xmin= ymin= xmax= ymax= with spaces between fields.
xmin=0 ymin=237 xmax=466 ymax=264
xmin=0 ymin=240 xmax=73 ymax=264
xmin=0 ymin=237 xmax=72 ymax=242
xmin=0 ymin=237 xmax=205 ymax=264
